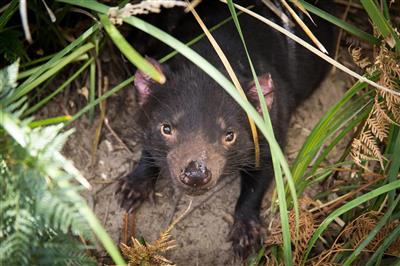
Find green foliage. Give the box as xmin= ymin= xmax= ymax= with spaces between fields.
xmin=0 ymin=30 xmax=28 ymax=63
xmin=1 ymin=0 xmax=399 ymax=265
xmin=0 ymin=62 xmax=96 ymax=265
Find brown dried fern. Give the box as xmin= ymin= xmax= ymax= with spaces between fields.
xmin=343 ymin=211 xmax=400 ymax=257
xmin=310 ymin=243 xmax=344 ymax=266
xmin=265 ymin=198 xmax=317 ymax=265
xmin=350 ymin=43 xmax=400 ymax=170
xmin=349 ymin=46 xmax=372 ymax=69
xmin=311 ymin=211 xmax=400 ymax=265
xmin=120 ymin=201 xmax=192 ymax=266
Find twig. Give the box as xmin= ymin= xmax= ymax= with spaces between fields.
xmin=123 ymin=213 xmax=129 ymax=244
xmin=166 ymin=192 xmax=183 ymax=226
xmin=179 ymin=175 xmax=238 ymax=223
xmin=90 ymin=62 xmax=106 ymax=168
xmin=334 ymin=0 xmax=364 ymax=9
xmin=169 ymin=199 xmax=193 ymax=228
xmin=104 ymin=117 xmax=135 ymax=155
xmin=309 ymin=175 xmax=384 ymax=213
xmin=332 ymin=0 xmax=352 ymax=74
xmin=102 ymin=197 xmax=111 ymax=225
xmin=130 ymin=212 xmax=136 ymax=240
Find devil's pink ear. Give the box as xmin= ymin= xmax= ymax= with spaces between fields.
xmin=246 ymin=73 xmax=274 ymax=113
xmin=134 ymin=57 xmax=164 ymax=106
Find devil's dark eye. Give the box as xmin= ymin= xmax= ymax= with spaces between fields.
xmin=225 ymin=130 xmax=236 ymax=143
xmin=161 ymin=123 xmax=172 ymax=136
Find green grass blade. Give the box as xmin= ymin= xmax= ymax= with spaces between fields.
xmin=29 ymin=115 xmax=72 ymax=128
xmin=365 ymin=222 xmax=400 ymax=266
xmin=17 ymin=54 xmax=88 ymax=80
xmin=360 ymin=0 xmax=400 ymax=51
xmin=24 ymin=58 xmax=93 ymax=116
xmin=89 ymin=55 xmax=96 ymax=121
xmin=301 ymin=179 xmax=400 ymax=264
xmin=2 ymin=23 xmax=98 ymax=106
xmin=291 ymin=75 xmax=378 ymax=192
xmin=20 ymin=53 xmax=56 ymax=68
xmin=226 ymin=1 xmax=295 ymax=264
xmin=387 ymin=127 xmax=400 ymax=204
xmin=299 ymin=100 xmax=373 ymax=192
xmin=382 ymin=0 xmax=390 ymax=20
xmin=0 ymin=0 xmax=19 ymax=30
xmin=299 ymin=0 xmax=379 ymax=45
xmin=9 ymin=43 xmax=94 ymax=104
xmin=67 ymin=76 xmax=135 ymax=124
xmin=80 ymin=206 xmax=126 ymax=265
xmin=247 ymin=246 xmax=265 ymax=266
xmin=303 ymin=96 xmax=373 ymax=169
xmin=98 ymin=13 xmax=165 ymax=84
xmin=343 ymin=195 xmax=400 ymax=265
xmin=271 ymin=153 xmax=292 ymax=265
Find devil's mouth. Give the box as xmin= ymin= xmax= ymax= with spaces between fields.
xmin=175 ymin=181 xmax=215 ymax=196
xmin=182 ymin=186 xmax=210 ymax=196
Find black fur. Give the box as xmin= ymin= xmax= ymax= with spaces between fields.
xmin=117 ymin=0 xmax=336 ymax=259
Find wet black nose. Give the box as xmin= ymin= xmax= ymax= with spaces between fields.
xmin=180 ymin=160 xmax=212 ymax=187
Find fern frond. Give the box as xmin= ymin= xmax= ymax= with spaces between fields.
xmin=119 ymin=200 xmax=193 ymax=266
xmin=35 ymin=238 xmax=96 ymax=266
xmin=367 ymin=116 xmax=389 ymax=142
xmin=349 ymin=46 xmax=372 ymax=70
xmin=350 ymin=41 xmax=399 ymax=169
xmin=0 ymin=62 xmax=95 ymax=265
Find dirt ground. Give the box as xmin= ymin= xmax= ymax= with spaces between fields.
xmin=50 ymin=61 xmax=351 ymax=265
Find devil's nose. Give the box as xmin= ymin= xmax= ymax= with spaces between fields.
xmin=181 ymin=160 xmax=212 ymax=187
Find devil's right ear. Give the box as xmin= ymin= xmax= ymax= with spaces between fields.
xmin=245 ymin=73 xmax=275 ymax=113
xmin=134 ymin=58 xmax=165 ymax=106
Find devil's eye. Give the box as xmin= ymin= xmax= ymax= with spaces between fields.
xmin=224 ymin=130 xmax=236 ymax=143
xmin=161 ymin=123 xmax=172 ymax=136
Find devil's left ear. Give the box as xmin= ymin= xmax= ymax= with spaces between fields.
xmin=246 ymin=73 xmax=275 ymax=113
xmin=134 ymin=57 xmax=165 ymax=106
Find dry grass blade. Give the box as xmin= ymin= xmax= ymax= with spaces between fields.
xmin=219 ymin=0 xmax=399 ymax=96
xmin=288 ymin=0 xmax=312 ymax=21
xmin=184 ymin=0 xmax=202 ymax=13
xmin=41 ymin=0 xmax=56 ymax=22
xmin=186 ymin=2 xmax=261 ymax=167
xmin=261 ymin=0 xmax=294 ymax=27
xmin=280 ymin=0 xmax=327 ymax=53
xmin=121 ymin=201 xmax=192 ymax=266
xmin=19 ymin=0 xmax=32 ymax=43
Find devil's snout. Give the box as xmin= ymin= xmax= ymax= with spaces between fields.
xmin=180 ymin=160 xmax=212 ymax=187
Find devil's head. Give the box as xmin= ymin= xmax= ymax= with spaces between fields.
xmin=134 ymin=59 xmax=274 ymax=195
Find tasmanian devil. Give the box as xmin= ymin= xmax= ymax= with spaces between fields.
xmin=116 ymin=0 xmax=336 ymax=259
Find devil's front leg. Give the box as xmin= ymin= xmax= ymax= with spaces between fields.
xmin=229 ymin=162 xmax=273 ymax=259
xmin=116 ymin=149 xmax=160 ymax=212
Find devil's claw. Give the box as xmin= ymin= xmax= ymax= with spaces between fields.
xmin=228 ymin=217 xmax=265 ymax=260
xmin=115 ymin=176 xmax=155 ymax=213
